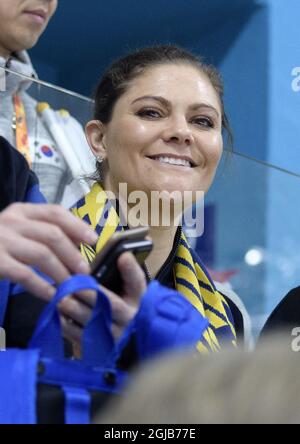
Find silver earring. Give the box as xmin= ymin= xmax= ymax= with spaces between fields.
xmin=96 ymin=155 xmax=104 ymax=164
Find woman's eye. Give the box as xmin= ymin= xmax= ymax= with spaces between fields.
xmin=192 ymin=117 xmax=214 ymax=128
xmin=136 ymin=108 xmax=162 ymax=118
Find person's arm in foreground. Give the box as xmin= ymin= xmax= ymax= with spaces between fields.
xmin=0 ymin=202 xmax=146 ymax=344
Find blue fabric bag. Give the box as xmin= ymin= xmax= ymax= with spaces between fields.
xmin=0 ymin=275 xmax=209 ymax=424
xmin=0 ymin=274 xmax=127 ymax=424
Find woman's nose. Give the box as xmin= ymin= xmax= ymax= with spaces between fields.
xmin=162 ymin=118 xmax=194 ymax=146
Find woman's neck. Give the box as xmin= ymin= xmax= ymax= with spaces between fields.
xmin=145 ymin=225 xmax=178 ymax=279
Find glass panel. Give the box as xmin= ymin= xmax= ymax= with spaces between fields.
xmin=27 ymin=78 xmax=94 ymax=128
xmin=201 ymin=152 xmax=300 ymax=339
xmin=1 ymin=66 xmax=94 ymax=125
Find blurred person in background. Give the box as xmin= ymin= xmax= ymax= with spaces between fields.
xmin=0 ymin=0 xmax=94 ymax=206
xmin=96 ymin=336 xmax=300 ymax=424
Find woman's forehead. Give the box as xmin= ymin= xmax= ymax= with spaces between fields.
xmin=121 ymin=63 xmax=221 ymax=111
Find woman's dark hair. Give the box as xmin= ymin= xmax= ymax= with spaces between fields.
xmin=93 ymin=44 xmax=233 ymax=179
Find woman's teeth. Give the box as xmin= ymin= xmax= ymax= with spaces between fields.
xmin=153 ymin=156 xmax=192 ymax=167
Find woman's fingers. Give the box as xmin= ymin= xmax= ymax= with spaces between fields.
xmin=60 ymin=315 xmax=82 ymax=343
xmin=0 ymin=254 xmax=55 ymax=300
xmin=73 ymin=289 xmax=97 ymax=308
xmin=82 ymin=252 xmax=148 ymax=341
xmin=99 ymin=284 xmax=138 ymax=326
xmin=5 ymin=203 xmax=98 ymax=245
xmin=59 ymin=253 xmax=147 ymax=339
xmin=17 ymin=220 xmax=91 ymax=275
xmin=7 ymin=236 xmax=71 ymax=283
xmin=0 ymin=203 xmax=98 ymax=299
xmin=59 ymin=296 xmax=93 ymax=327
xmin=111 ymin=324 xmax=124 ymax=341
xmin=58 ymin=253 xmax=145 ymax=343
xmin=117 ymin=252 xmax=147 ymax=302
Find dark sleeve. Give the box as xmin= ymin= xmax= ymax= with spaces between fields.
xmin=260 ymin=286 xmax=300 ymax=337
xmin=0 ymin=137 xmax=47 ymax=346
xmin=222 ymin=295 xmax=244 ymax=345
xmin=0 ymin=136 xmax=40 ymax=211
xmin=3 ymin=292 xmax=47 ymax=348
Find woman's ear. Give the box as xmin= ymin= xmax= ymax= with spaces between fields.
xmin=85 ymin=120 xmax=107 ymax=158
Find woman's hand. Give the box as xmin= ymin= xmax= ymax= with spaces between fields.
xmin=0 ymin=203 xmax=98 ymax=299
xmin=59 ymin=252 xmax=147 ymax=345
xmin=0 ymin=203 xmax=146 ymax=350
xmin=104 ymin=251 xmax=147 ymax=340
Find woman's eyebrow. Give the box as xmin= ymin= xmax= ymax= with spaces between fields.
xmin=190 ymin=103 xmax=220 ymax=119
xmin=131 ymin=95 xmax=170 ymax=108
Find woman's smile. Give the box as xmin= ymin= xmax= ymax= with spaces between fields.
xmin=145 ymin=153 xmax=196 ymax=169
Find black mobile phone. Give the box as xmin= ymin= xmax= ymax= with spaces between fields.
xmin=90 ymin=227 xmax=153 ymax=294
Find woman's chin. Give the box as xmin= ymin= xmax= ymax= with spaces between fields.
xmin=124 ymin=177 xmax=207 ymax=201
xmin=147 ymin=182 xmax=205 ymax=196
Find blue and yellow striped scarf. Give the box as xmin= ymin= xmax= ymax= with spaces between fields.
xmin=72 ymin=183 xmax=237 ymax=352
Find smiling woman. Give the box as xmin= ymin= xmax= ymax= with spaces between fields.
xmin=72 ymin=45 xmax=243 ymax=358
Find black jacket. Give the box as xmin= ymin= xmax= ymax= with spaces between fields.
xmin=0 ymin=136 xmax=40 ymax=211
xmin=259 ymin=286 xmax=300 ymax=346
